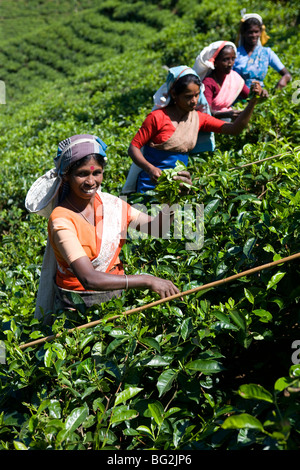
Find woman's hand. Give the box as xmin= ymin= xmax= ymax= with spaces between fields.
xmin=276 ymin=75 xmax=291 ymax=90
xmin=173 ymin=171 xmax=193 ymax=194
xmin=148 ymin=166 xmax=162 ymax=184
xmin=173 ymin=170 xmax=193 ymax=194
xmin=146 ymin=275 xmax=180 ymax=298
xmin=250 ymin=80 xmax=266 ymax=98
xmin=276 ymin=68 xmax=292 ymax=90
xmin=128 ymin=144 xmax=162 ymax=184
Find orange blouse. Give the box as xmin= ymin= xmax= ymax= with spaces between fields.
xmin=48 ymin=193 xmax=141 ymax=291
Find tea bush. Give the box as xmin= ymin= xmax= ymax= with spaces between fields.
xmin=0 ymin=0 xmax=299 ymax=451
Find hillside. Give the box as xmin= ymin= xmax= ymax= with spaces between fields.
xmin=0 ymin=0 xmax=300 ymax=451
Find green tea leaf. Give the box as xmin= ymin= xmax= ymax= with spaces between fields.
xmin=267 ymin=271 xmax=286 ymax=290
xmin=65 ymin=404 xmax=89 ymax=433
xmin=114 ymin=387 xmax=143 ymax=406
xmin=13 ymin=441 xmax=28 ymax=450
xmin=238 ymin=384 xmax=274 ymax=403
xmin=148 ymin=402 xmax=164 ymax=426
xmin=181 ymin=317 xmax=193 ymax=340
xmin=274 ymin=377 xmax=294 ymax=392
xmin=185 ymin=359 xmax=224 ymax=374
xmin=157 ymin=369 xmax=178 ymax=397
xmin=110 ymin=406 xmax=138 ymax=424
xmin=229 ymin=310 xmax=247 ymax=332
xmin=154 ymin=161 xmax=196 ymax=204
xmin=253 ymin=309 xmax=273 ymax=323
xmin=244 ymin=288 xmax=254 ymax=304
xmin=222 ymin=413 xmax=264 ymax=431
xmin=243 ymin=237 xmax=256 ymax=257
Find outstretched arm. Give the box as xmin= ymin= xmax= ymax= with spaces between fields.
xmin=220 ymin=82 xmax=264 ymax=135
xmin=276 ymin=67 xmax=292 ymax=90
xmin=220 ymin=81 xmax=264 ymax=135
xmin=70 ymin=256 xmax=180 ymax=299
xmin=220 ymin=98 xmax=257 ymax=135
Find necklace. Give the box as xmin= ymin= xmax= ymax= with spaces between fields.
xmin=66 ymin=197 xmax=94 ymax=225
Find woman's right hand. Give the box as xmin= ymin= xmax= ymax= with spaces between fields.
xmin=145 ymin=275 xmax=180 ymax=299
xmin=148 ymin=166 xmax=162 ymax=185
xmin=221 ymin=80 xmax=266 ymax=136
xmin=250 ymin=81 xmax=267 ymax=98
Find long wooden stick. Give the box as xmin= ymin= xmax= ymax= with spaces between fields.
xmin=228 ymin=152 xmax=291 ymax=171
xmin=205 ymin=151 xmax=291 ymax=177
xmin=18 ymin=252 xmax=300 ymax=350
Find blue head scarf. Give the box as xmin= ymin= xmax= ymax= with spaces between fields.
xmin=166 ymin=66 xmax=200 ymax=91
xmin=153 ymin=66 xmax=200 ymax=109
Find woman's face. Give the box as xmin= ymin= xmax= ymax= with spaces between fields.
xmin=215 ymin=47 xmax=236 ymax=75
xmin=243 ymin=24 xmax=261 ymax=48
xmin=172 ymin=81 xmax=200 ymax=113
xmin=64 ymin=156 xmax=104 ymax=200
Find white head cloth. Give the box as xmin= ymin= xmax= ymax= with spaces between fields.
xmin=193 ymin=41 xmax=237 ymax=81
xmin=25 ymin=169 xmax=62 ymax=218
xmin=25 ymin=135 xmax=107 ymax=218
xmin=242 ymin=13 xmax=263 ymax=24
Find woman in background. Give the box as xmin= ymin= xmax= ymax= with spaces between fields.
xmin=128 ymin=65 xmax=263 ymax=193
xmin=194 ymin=40 xmax=250 ymax=121
xmin=233 ymin=13 xmax=291 ymax=91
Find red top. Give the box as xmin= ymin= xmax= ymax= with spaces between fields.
xmin=131 ymin=108 xmax=225 ymax=149
xmin=203 ymin=76 xmax=249 ymax=108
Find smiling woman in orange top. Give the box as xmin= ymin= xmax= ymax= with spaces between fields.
xmin=26 ymin=134 xmax=192 ymax=323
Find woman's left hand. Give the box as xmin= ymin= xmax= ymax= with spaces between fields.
xmin=276 ymin=68 xmax=292 ymax=90
xmin=173 ymin=170 xmax=193 ymax=194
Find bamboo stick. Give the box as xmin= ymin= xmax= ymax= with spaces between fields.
xmin=205 ymin=151 xmax=291 ymax=177
xmin=228 ymin=152 xmax=291 ymax=171
xmin=18 ymin=252 xmax=300 ymax=350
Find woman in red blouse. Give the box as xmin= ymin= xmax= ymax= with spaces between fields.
xmin=128 ymin=65 xmax=263 ymax=193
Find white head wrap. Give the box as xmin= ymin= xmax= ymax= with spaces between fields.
xmin=25 ymin=134 xmax=107 ymax=218
xmin=192 ymin=41 xmax=237 ymax=80
xmin=242 ymin=13 xmax=263 ymax=25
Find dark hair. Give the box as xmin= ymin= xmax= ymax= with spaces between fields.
xmin=172 ymin=73 xmax=201 ymax=96
xmin=241 ymin=17 xmax=262 ymax=35
xmin=66 ymin=153 xmax=106 ymax=175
